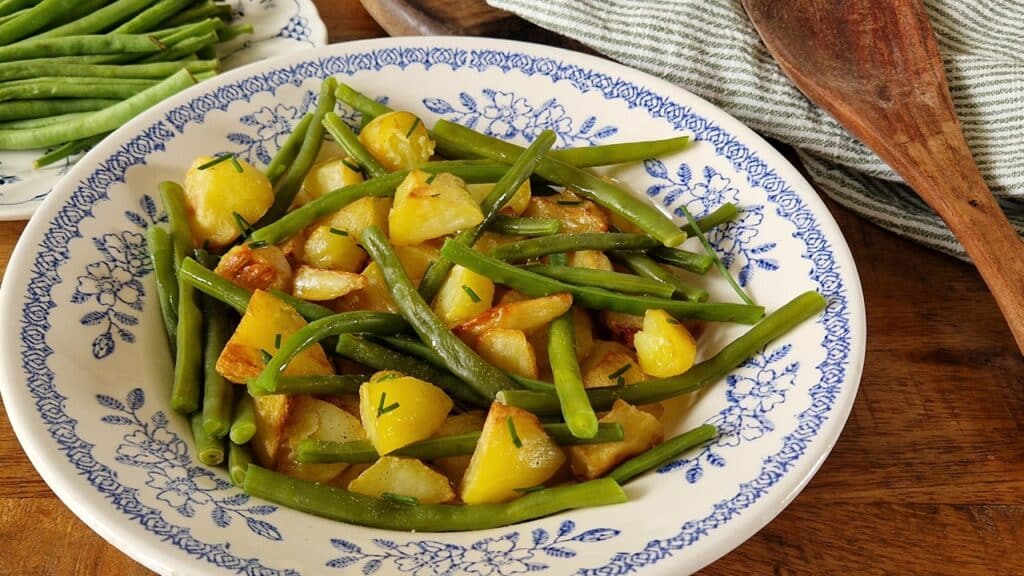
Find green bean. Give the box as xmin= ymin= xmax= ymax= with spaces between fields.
xmin=33 ymin=132 xmax=107 ymax=168
xmin=0 ymin=68 xmax=195 ymax=150
xmin=524 ymin=264 xmax=676 ymax=299
xmin=647 ymin=246 xmax=714 ymax=275
xmin=268 ymin=288 xmax=336 ymax=321
xmin=244 ymin=465 xmax=627 ymax=531
xmin=179 ymin=256 xmax=250 ymax=313
xmin=161 ymin=180 xmax=190 ymax=269
xmin=142 ymin=30 xmax=218 ymax=63
xmin=164 ymin=1 xmax=232 ymax=28
xmin=228 ymin=441 xmax=253 ymax=488
xmin=0 ymin=111 xmax=91 ymax=129
xmin=322 ymin=111 xmax=385 ymax=178
xmin=298 ymin=422 xmax=624 ymax=464
xmin=608 ymin=424 xmax=717 ymax=484
xmin=547 ymin=251 xmax=568 ymax=266
xmin=51 ymin=0 xmax=112 ymax=28
xmin=334 ymin=335 xmax=488 ymax=408
xmin=508 ymin=374 xmax=556 ymax=392
xmin=486 ymin=215 xmax=561 ymax=237
xmin=548 ymin=311 xmax=597 ymax=438
xmin=145 ymin=225 xmax=178 ymax=350
xmin=334 ymin=81 xmax=392 ymax=119
xmin=362 ymin=225 xmax=515 ymax=399
xmin=432 ymin=120 xmax=687 ymax=247
xmin=0 ymin=0 xmax=34 ymax=19
xmin=547 ymin=136 xmax=690 ymax=167
xmin=260 ymin=77 xmax=337 ymax=225
xmin=0 ymin=58 xmax=216 ymax=83
xmin=201 ymin=292 xmax=233 ymax=439
xmin=247 ymin=311 xmax=410 ymax=395
xmin=113 ymin=0 xmax=194 ymax=33
xmin=612 ymin=251 xmax=709 ymax=302
xmin=418 ymin=130 xmax=555 ymax=303
xmin=683 ymin=202 xmax=739 ymax=236
xmin=191 ymin=413 xmax=224 ymax=466
xmin=441 ymin=240 xmax=764 ymax=323
xmin=36 ymin=0 xmax=152 ymax=38
xmin=215 ymin=23 xmax=253 ymax=43
xmin=0 ymin=0 xmax=78 ymax=44
xmin=149 ymin=18 xmax=220 ymax=43
xmin=162 ymin=182 xmax=202 ymax=414
xmin=248 ymin=161 xmax=508 ymax=246
xmin=265 ymin=112 xmax=312 ymax=185
xmin=0 ymin=76 xmax=158 ymax=101
xmin=496 ymin=290 xmax=826 ymax=414
xmin=247 ymin=374 xmax=369 ymax=397
xmin=229 ymin=393 xmax=256 ymax=445
xmin=491 ymin=233 xmax=660 ymax=262
xmin=677 ymin=202 xmax=754 ymax=305
xmin=0 ymin=98 xmax=117 ymax=121
xmin=0 ymin=34 xmax=163 ymax=63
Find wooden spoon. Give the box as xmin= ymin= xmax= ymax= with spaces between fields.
xmin=742 ymin=0 xmax=1024 ymax=354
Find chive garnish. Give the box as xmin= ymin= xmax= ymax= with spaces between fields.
xmin=248 ymin=240 xmax=268 ymax=249
xmin=405 ymin=117 xmax=421 ymax=138
xmin=260 ymin=349 xmax=273 ymax=364
xmin=667 ymin=318 xmax=681 ymax=325
xmin=608 ymin=363 xmax=631 ymax=381
xmin=329 ymin=227 xmax=349 ymax=236
xmin=381 ymin=492 xmax=418 ymax=507
xmin=556 ymin=199 xmax=583 ymax=206
xmin=377 ymin=392 xmax=400 ymax=417
xmin=425 ymin=173 xmax=437 ymax=184
xmin=198 ymin=153 xmax=242 ymax=172
xmin=506 ymin=416 xmax=522 ymax=448
xmin=513 ymin=485 xmax=546 ymax=494
xmin=341 ymin=158 xmax=364 ymax=174
xmin=274 ymin=333 xmax=282 ymax=349
xmin=232 ymin=211 xmax=251 ymax=238
xmin=462 ymin=285 xmax=482 ymax=303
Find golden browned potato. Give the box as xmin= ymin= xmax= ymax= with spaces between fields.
xmin=250 ymin=394 xmax=292 ymax=468
xmin=277 ymin=396 xmax=365 ymax=483
xmin=634 ymin=309 xmax=698 ymax=377
xmin=475 ymin=328 xmax=538 ymax=378
xmin=433 ymin=265 xmax=495 ymax=327
xmin=581 ymin=340 xmax=644 ymax=389
xmin=183 ymin=155 xmax=273 ymax=249
xmin=600 ymin=310 xmax=645 ymax=348
xmin=389 ymin=170 xmax=484 ymax=246
xmin=566 ymin=250 xmax=613 ymax=271
xmin=395 ymin=242 xmax=441 ymax=287
xmin=359 ymin=111 xmax=435 ymax=171
xmin=215 ymin=243 xmax=293 ymax=293
xmin=453 ymin=293 xmax=573 ymax=345
xmin=567 ymin=399 xmax=664 ymax=480
xmin=293 ymin=157 xmax=364 ymax=206
xmin=466 ymin=180 xmax=532 ymax=215
xmin=347 ymin=456 xmax=455 ymax=504
xmin=302 ymin=225 xmax=368 ymax=273
xmin=572 ymin=307 xmax=595 ymax=361
xmin=522 ymin=193 xmax=609 ymax=233
xmin=432 ymin=411 xmax=487 ymax=485
xmin=322 ymin=196 xmax=392 ymax=240
xmin=358 ymin=374 xmax=453 ymax=455
xmin=335 ymin=262 xmax=398 ymax=313
xmin=292 ymin=265 xmax=367 ymax=301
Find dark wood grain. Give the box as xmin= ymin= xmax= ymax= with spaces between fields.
xmin=1 ymin=1 xmax=1023 ymax=574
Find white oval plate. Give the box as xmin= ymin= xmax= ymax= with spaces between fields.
xmin=0 ymin=37 xmax=865 ymax=575
xmin=0 ymin=0 xmax=327 ymax=220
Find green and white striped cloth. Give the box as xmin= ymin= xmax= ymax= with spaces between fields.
xmin=488 ymin=0 xmax=1024 ymax=259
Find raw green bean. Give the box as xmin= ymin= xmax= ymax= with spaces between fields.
xmin=298 ymin=422 xmax=625 ymax=464
xmin=0 ymin=58 xmax=216 ymax=82
xmin=486 ymin=215 xmax=561 ymax=237
xmin=247 ymin=374 xmax=369 ymax=397
xmin=496 ymin=290 xmax=826 ymax=414
xmin=229 ymin=393 xmax=256 ymax=444
xmin=244 ymin=465 xmax=627 ymax=531
xmin=265 ymin=112 xmax=311 ymax=185
xmin=215 ymin=23 xmax=253 ymax=43
xmin=142 ymin=30 xmax=218 ymax=63
xmin=0 ymin=111 xmax=91 ymax=129
xmin=677 ymin=202 xmax=754 ymax=305
xmin=0 ymin=76 xmax=157 ymax=101
xmin=50 ymin=0 xmax=111 ymax=28
xmin=33 ymin=132 xmax=106 ymax=168
xmin=149 ymin=18 xmax=220 ymax=43
xmin=0 ymin=68 xmax=195 ymax=150
xmin=36 ymin=0 xmax=153 ymax=38
xmin=524 ymin=264 xmax=676 ymax=299
xmin=612 ymin=251 xmax=709 ymax=302
xmin=362 ymin=225 xmax=515 ymax=399
xmin=334 ymin=81 xmax=391 ymax=118
xmin=608 ymin=424 xmax=717 ymax=484
xmin=248 ymin=161 xmax=509 ymax=246
xmin=0 ymin=0 xmax=34 ymax=19
xmin=684 ymin=202 xmax=739 ymax=236
xmin=418 ymin=130 xmax=555 ymax=303
xmin=0 ymin=98 xmax=117 ymax=121
xmin=260 ymin=77 xmax=337 ymax=225
xmin=548 ymin=311 xmax=597 ymax=438
xmin=191 ymin=413 xmax=225 ymax=466
xmin=547 ymin=136 xmax=690 ymax=167
xmin=145 ymin=225 xmax=178 ymax=350
xmin=162 ymin=181 xmax=202 ymax=414
xmin=0 ymin=34 xmax=163 ymax=62
xmin=201 ymin=292 xmax=233 ymax=439
xmin=492 ymin=233 xmax=661 ymax=262
xmin=0 ymin=0 xmax=78 ymax=44
xmin=323 ymin=111 xmax=385 ymax=178
xmin=432 ymin=120 xmax=687 ymax=247
xmin=247 ymin=311 xmax=410 ymax=395
xmin=164 ymin=1 xmax=232 ymax=28
xmin=228 ymin=441 xmax=253 ymax=488
xmin=179 ymin=256 xmax=250 ymax=314
xmin=647 ymin=246 xmax=714 ymax=275
xmin=441 ymin=240 xmax=764 ymax=323
xmin=334 ymin=335 xmax=488 ymax=407
xmin=113 ymin=0 xmax=193 ymax=33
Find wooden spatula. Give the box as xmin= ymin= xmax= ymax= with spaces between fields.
xmin=742 ymin=0 xmax=1024 ymax=354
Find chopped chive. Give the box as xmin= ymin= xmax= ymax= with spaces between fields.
xmin=229 ymin=155 xmax=243 ymax=173
xmin=608 ymin=363 xmax=632 ymax=380
xmin=232 ymin=211 xmax=252 ymax=238
xmin=556 ymin=200 xmax=583 ymax=206
xmin=274 ymin=333 xmax=282 ymax=349
xmin=329 ymin=227 xmax=349 ymax=237
xmin=462 ymin=285 xmax=482 ymax=303
xmin=430 ymin=193 xmax=441 ymax=198
xmin=260 ymin=349 xmax=273 ymax=364
xmin=425 ymin=173 xmax=437 ymax=184
xmin=405 ymin=117 xmax=421 ymax=138
xmin=375 ymin=373 xmax=402 ymax=382
xmin=506 ymin=416 xmax=522 ymax=448
xmin=381 ymin=492 xmax=418 ymax=507
xmin=197 ymin=153 xmax=238 ymax=171
xmin=377 ymin=392 xmax=400 ymax=417
xmin=341 ymin=158 xmax=364 ymax=174
xmin=513 ymin=485 xmax=546 ymax=494
xmin=667 ymin=318 xmax=681 ymax=325
xmin=248 ymin=240 xmax=268 ymax=249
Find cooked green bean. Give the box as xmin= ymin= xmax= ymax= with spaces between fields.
xmin=201 ymin=292 xmax=233 ymax=439
xmin=608 ymin=424 xmax=717 ymax=484
xmin=612 ymin=251 xmax=709 ymax=302
xmin=228 ymin=441 xmax=253 ymax=488
xmin=677 ymin=202 xmax=754 ymax=305
xmin=418 ymin=130 xmax=555 ymax=303
xmin=334 ymin=81 xmax=392 ymax=119
xmin=0 ymin=0 xmax=78 ymax=44
xmin=496 ymin=290 xmax=826 ymax=414
xmin=145 ymin=226 xmax=177 ymax=352
xmin=267 ymin=288 xmax=336 ymax=321
xmin=0 ymin=34 xmax=164 ymax=63
xmin=112 ymin=0 xmax=193 ymax=33
xmin=334 ymin=335 xmax=488 ymax=408
xmin=548 ymin=311 xmax=597 ymax=438
xmin=260 ymin=77 xmax=336 ymax=224
xmin=524 ymin=264 xmax=676 ymax=299
xmin=647 ymin=246 xmax=714 ymax=275
xmin=362 ymin=225 xmax=515 ymax=399
xmin=546 ymin=136 xmax=690 ymax=167
xmin=508 ymin=374 xmax=556 ymax=392
xmin=684 ymin=202 xmax=739 ymax=236
xmin=547 ymin=251 xmax=568 ymax=266
xmin=486 ymin=215 xmax=561 ymax=236
xmin=441 ymin=240 xmax=764 ymax=323
xmin=33 ymin=131 xmax=107 ymax=167
xmin=432 ymin=120 xmax=687 ymax=247
xmin=179 ymin=256 xmax=250 ymax=314
xmin=265 ymin=112 xmax=312 ymax=185
xmin=229 ymin=393 xmax=256 ymax=445
xmin=0 ymin=76 xmax=158 ymax=101
xmin=0 ymin=98 xmax=117 ymax=121
xmin=298 ymin=423 xmax=624 ymax=464
xmin=162 ymin=182 xmax=202 ymax=415
xmin=191 ymin=413 xmax=224 ymax=466
xmin=36 ymin=0 xmax=157 ymax=38
xmin=247 ymin=311 xmax=410 ymax=395
xmin=492 ymin=233 xmax=661 ymax=262
xmin=247 ymin=374 xmax=369 ymax=397
xmin=323 ymin=111 xmax=385 ymax=178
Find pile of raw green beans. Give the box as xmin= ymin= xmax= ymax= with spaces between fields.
xmin=147 ymin=77 xmax=828 ymax=532
xmin=0 ymin=0 xmax=252 ymax=165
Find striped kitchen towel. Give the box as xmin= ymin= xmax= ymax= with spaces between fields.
xmin=487 ymin=0 xmax=1024 ymax=259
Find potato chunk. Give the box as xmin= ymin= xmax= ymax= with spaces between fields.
xmin=250 ymin=394 xmax=292 ymax=468
xmin=216 ymin=290 xmax=334 ymax=384
xmin=433 ymin=265 xmax=495 ymax=327
xmin=215 ymin=243 xmax=293 ymax=293
xmin=389 ymin=170 xmax=484 ymax=246
xmin=322 ymin=196 xmax=392 ymax=240
xmin=347 ymin=456 xmax=455 ymax=504
xmin=278 ymin=396 xmax=365 ymax=483
xmin=461 ymin=403 xmax=565 ymax=504
xmin=395 ymin=243 xmax=440 ymax=287
xmin=432 ymin=411 xmax=487 ymax=485
xmin=634 ymin=309 xmax=698 ymax=377
xmin=466 ymin=180 xmax=532 ymax=215
xmin=567 ymin=399 xmax=664 ymax=480
xmin=453 ymin=293 xmax=573 ymax=345
xmin=358 ymin=374 xmax=453 ymax=455
xmin=292 ymin=265 xmax=367 ymax=301
xmin=302 ymin=225 xmax=368 ymax=272
xmin=359 ymin=111 xmax=435 ymax=171
xmin=294 ymin=157 xmax=364 ymax=206
xmin=600 ymin=310 xmax=645 ymax=348
xmin=581 ymin=340 xmax=644 ymax=389
xmin=523 ymin=194 xmax=609 ymax=233
xmin=184 ymin=155 xmax=273 ymax=249
xmin=475 ymin=329 xmax=538 ymax=378
xmin=566 ymin=250 xmax=613 ymax=271
xmin=335 ymin=262 xmax=397 ymax=313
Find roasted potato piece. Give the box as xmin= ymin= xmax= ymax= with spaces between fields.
xmin=292 ymin=265 xmax=367 ymax=301
xmin=347 ymin=456 xmax=455 ymax=504
xmin=475 ymin=328 xmax=538 ymax=378
xmin=389 ymin=170 xmax=484 ymax=246
xmin=466 ymin=180 xmax=532 ymax=215
xmin=581 ymin=340 xmax=644 ymax=389
xmin=359 ymin=111 xmax=435 ymax=171
xmin=523 ymin=193 xmax=609 ymax=233
xmin=461 ymin=403 xmax=566 ymax=504
xmin=572 ymin=307 xmax=596 ymax=361
xmin=216 ymin=290 xmax=334 ymax=384
xmin=183 ymin=155 xmax=273 ymax=249
xmin=567 ymin=399 xmax=664 ymax=480
xmin=358 ymin=374 xmax=453 ymax=455
xmin=335 ymin=262 xmax=397 ymax=313
xmin=322 ymin=196 xmax=392 ymax=240
xmin=294 ymin=157 xmax=364 ymax=206
xmin=453 ymin=293 xmax=573 ymax=345
xmin=433 ymin=265 xmax=495 ymax=327
xmin=278 ymin=396 xmax=365 ymax=483
xmin=472 ymin=231 xmax=521 ymax=255
xmin=302 ymin=225 xmax=368 ymax=272
xmin=215 ymin=243 xmax=293 ymax=293
xmin=567 ymin=250 xmax=613 ymax=271
xmin=634 ymin=309 xmax=698 ymax=377
xmin=395 ymin=243 xmax=440 ymax=287
xmin=250 ymin=394 xmax=292 ymax=468
xmin=600 ymin=310 xmax=645 ymax=347
xmin=432 ymin=411 xmax=487 ymax=485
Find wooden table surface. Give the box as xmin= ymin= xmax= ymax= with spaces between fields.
xmin=1 ymin=1 xmax=1022 ymax=574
